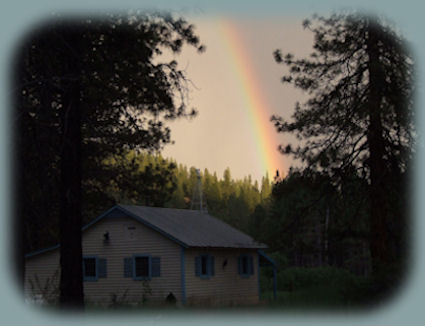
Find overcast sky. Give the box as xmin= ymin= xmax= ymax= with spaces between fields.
xmin=161 ymin=15 xmax=313 ymax=183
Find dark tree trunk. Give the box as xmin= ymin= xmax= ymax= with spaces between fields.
xmin=13 ymin=50 xmax=32 ymax=290
xmin=59 ymin=30 xmax=84 ymax=309
xmin=13 ymin=74 xmax=25 ymax=291
xmin=14 ymin=122 xmax=26 ymax=291
xmin=366 ymin=21 xmax=395 ymax=293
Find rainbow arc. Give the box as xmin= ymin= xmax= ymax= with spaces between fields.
xmin=219 ymin=19 xmax=285 ymax=179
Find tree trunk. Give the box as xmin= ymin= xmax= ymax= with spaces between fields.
xmin=365 ymin=21 xmax=395 ymax=293
xmin=13 ymin=62 xmax=27 ymax=290
xmin=14 ymin=129 xmax=26 ymax=291
xmin=59 ymin=31 xmax=84 ymax=309
xmin=324 ymin=206 xmax=329 ymax=265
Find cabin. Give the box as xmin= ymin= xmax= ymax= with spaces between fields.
xmin=24 ymin=204 xmax=276 ymax=307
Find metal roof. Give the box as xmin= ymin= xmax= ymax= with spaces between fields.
xmin=117 ymin=205 xmax=267 ymax=249
xmin=26 ymin=204 xmax=267 ymax=258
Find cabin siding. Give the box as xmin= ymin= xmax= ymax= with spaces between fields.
xmin=25 ymin=215 xmax=182 ymax=306
xmin=24 ymin=249 xmax=60 ymax=303
xmin=24 ymin=205 xmax=267 ymax=307
xmin=185 ymin=248 xmax=259 ymax=306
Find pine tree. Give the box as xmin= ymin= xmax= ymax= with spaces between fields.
xmin=273 ymin=13 xmax=414 ymax=294
xmin=14 ymin=13 xmax=203 ymax=308
xmin=260 ymin=173 xmax=272 ymax=202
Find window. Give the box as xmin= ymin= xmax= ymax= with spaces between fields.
xmin=195 ymin=254 xmax=215 ymax=279
xmin=83 ymin=256 xmax=107 ymax=281
xmin=241 ymin=256 xmax=249 ymax=274
xmin=83 ymin=257 xmax=97 ymax=281
xmin=238 ymin=255 xmax=254 ymax=278
xmin=135 ymin=256 xmax=150 ymax=279
xmin=201 ymin=255 xmax=208 ymax=275
xmin=123 ymin=255 xmax=161 ymax=280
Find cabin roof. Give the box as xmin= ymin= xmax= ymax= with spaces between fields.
xmin=26 ymin=204 xmax=267 ymax=258
xmin=117 ymin=205 xmax=267 ymax=249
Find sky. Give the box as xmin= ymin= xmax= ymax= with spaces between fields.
xmin=161 ymin=15 xmax=313 ymax=183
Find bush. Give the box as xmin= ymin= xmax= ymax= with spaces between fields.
xmin=268 ymin=252 xmax=288 ymax=269
xmin=261 ymin=266 xmax=373 ymax=307
xmin=277 ymin=266 xmax=357 ymax=291
xmin=259 ymin=268 xmax=273 ymax=292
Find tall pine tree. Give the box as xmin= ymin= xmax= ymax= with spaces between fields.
xmin=14 ymin=13 xmax=203 ymax=308
xmin=273 ymin=13 xmax=414 ymax=297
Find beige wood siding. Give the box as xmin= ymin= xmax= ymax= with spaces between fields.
xmin=25 ymin=215 xmax=182 ymax=306
xmin=184 ymin=248 xmax=259 ymax=306
xmin=24 ymin=249 xmax=60 ymax=304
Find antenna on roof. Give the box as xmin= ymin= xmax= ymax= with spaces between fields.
xmin=190 ymin=168 xmax=208 ymax=213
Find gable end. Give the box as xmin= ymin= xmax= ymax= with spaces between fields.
xmin=26 ymin=205 xmax=189 ymax=259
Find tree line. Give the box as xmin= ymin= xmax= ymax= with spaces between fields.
xmin=105 ymin=152 xmax=273 ymax=234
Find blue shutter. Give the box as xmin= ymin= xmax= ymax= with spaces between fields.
xmin=98 ymin=258 xmax=107 ymax=278
xmin=237 ymin=256 xmax=242 ymax=275
xmin=209 ymin=256 xmax=215 ymax=276
xmin=151 ymin=257 xmax=161 ymax=277
xmin=124 ymin=257 xmax=133 ymax=278
xmin=248 ymin=255 xmax=254 ymax=275
xmin=195 ymin=256 xmax=201 ymax=276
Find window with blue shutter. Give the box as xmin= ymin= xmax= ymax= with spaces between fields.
xmin=209 ymin=256 xmax=215 ymax=276
xmin=83 ymin=256 xmax=98 ymax=281
xmin=98 ymin=258 xmax=107 ymax=278
xmin=124 ymin=257 xmax=133 ymax=278
xmin=195 ymin=254 xmax=215 ymax=279
xmin=195 ymin=256 xmax=201 ymax=276
xmin=124 ymin=255 xmax=160 ymax=280
xmin=238 ymin=255 xmax=254 ymax=278
xmin=82 ymin=256 xmax=107 ymax=281
xmin=133 ymin=255 xmax=150 ymax=280
xmin=151 ymin=257 xmax=161 ymax=277
xmin=248 ymin=256 xmax=254 ymax=275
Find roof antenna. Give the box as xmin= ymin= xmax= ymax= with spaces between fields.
xmin=190 ymin=168 xmax=208 ymax=213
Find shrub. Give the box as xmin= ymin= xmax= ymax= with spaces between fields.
xmin=27 ymin=269 xmax=59 ymax=306
xmin=262 ymin=266 xmax=373 ymax=307
xmin=277 ymin=266 xmax=359 ymax=291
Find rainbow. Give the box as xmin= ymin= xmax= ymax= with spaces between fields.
xmin=218 ymin=19 xmax=285 ymax=179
